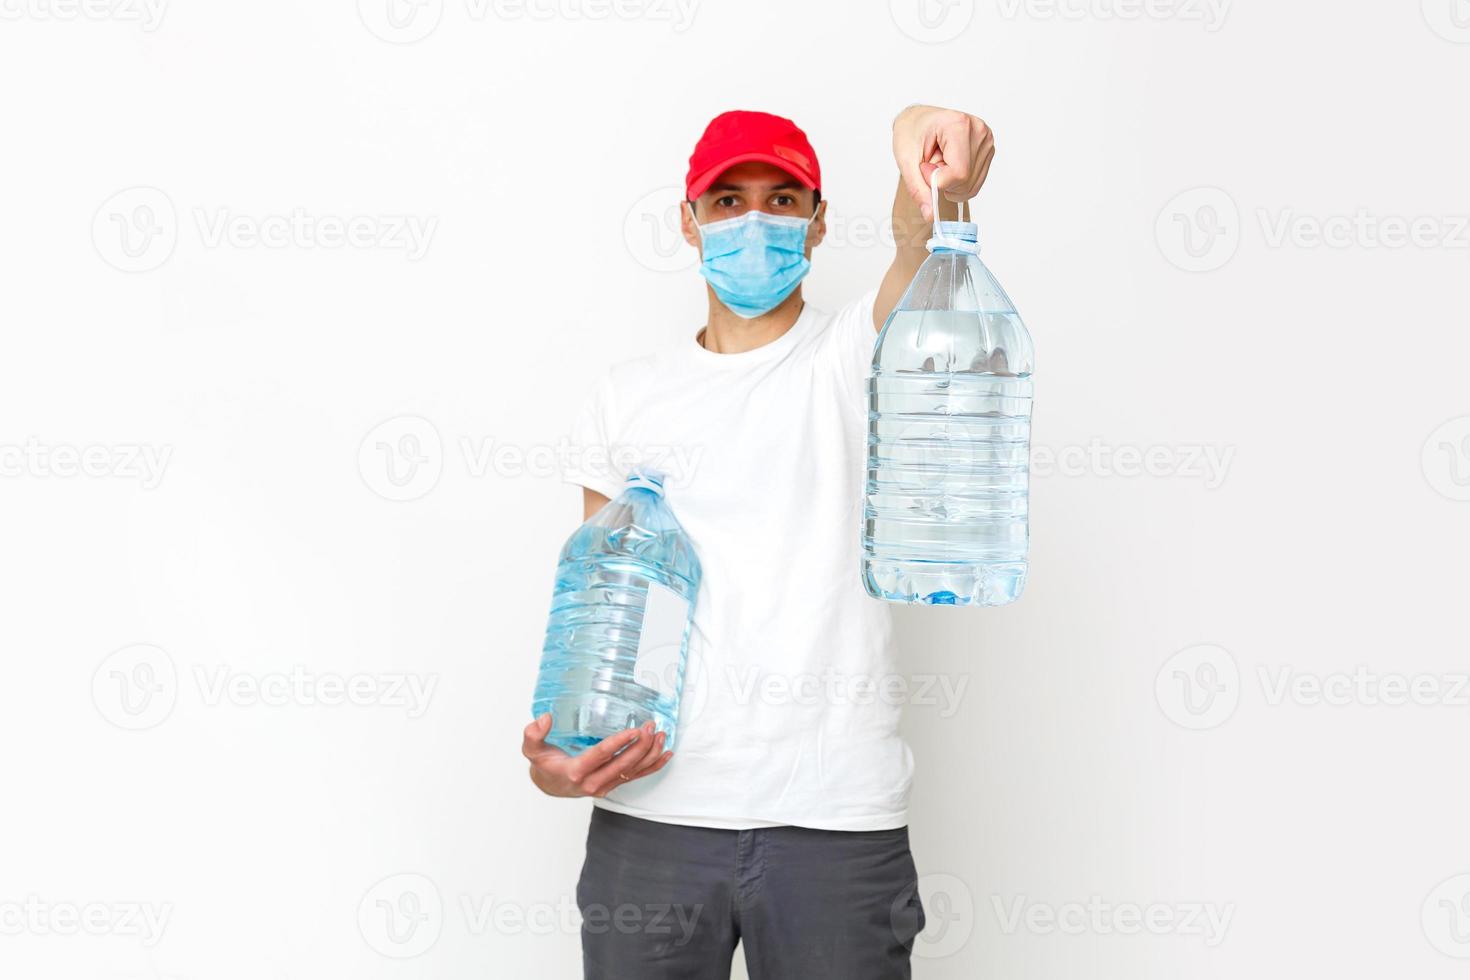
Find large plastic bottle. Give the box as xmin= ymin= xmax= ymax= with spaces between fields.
xmin=532 ymin=471 xmax=702 ymax=754
xmin=863 ymin=185 xmax=1034 ymax=606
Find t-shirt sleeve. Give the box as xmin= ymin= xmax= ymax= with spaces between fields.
xmin=561 ymin=370 xmax=625 ymax=501
xmin=822 ymin=287 xmax=880 ymax=399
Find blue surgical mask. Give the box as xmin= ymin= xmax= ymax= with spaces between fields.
xmin=691 ymin=206 xmax=815 ymax=319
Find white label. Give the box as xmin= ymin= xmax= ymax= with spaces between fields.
xmin=634 ymin=581 xmax=691 ymax=699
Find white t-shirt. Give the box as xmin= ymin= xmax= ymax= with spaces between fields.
xmin=562 ymin=290 xmax=911 ymax=832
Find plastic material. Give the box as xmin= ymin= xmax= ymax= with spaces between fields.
xmin=532 ymin=472 xmax=702 ymax=754
xmin=862 ymin=195 xmax=1035 ymax=606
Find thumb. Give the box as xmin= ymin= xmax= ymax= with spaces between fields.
xmin=522 ymin=713 xmax=552 ymax=754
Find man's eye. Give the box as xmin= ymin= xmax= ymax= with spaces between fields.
xmin=716 ymin=196 xmax=738 ymax=209
xmin=772 ymin=195 xmax=795 ymax=208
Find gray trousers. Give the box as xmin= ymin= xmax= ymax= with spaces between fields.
xmin=576 ymin=807 xmax=925 ymax=980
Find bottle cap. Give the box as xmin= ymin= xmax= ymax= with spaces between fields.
xmin=625 ymin=470 xmax=665 ymax=496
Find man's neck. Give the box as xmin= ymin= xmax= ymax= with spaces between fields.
xmin=697 ymin=288 xmax=805 ymax=354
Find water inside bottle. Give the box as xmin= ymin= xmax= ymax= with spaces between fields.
xmin=533 ymin=488 xmax=700 ymax=754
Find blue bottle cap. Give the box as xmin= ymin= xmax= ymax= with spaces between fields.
xmin=625 ymin=470 xmax=665 ymax=496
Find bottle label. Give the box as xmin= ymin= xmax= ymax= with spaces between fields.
xmin=634 ymin=580 xmax=690 ymax=699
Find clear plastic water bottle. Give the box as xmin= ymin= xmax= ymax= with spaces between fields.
xmin=532 ymin=471 xmax=702 ymax=754
xmin=863 ymin=189 xmax=1034 ymax=606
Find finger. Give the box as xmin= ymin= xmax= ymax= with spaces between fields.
xmin=969 ymin=143 xmax=995 ymax=197
xmin=629 ymin=750 xmax=675 ymax=783
xmin=933 ymin=117 xmax=973 ymax=198
xmin=899 ymin=153 xmax=934 ymax=219
xmin=565 ymin=724 xmax=644 ymax=785
xmin=623 ymin=731 xmax=668 ymax=778
xmin=520 ymin=713 xmax=553 ymax=760
xmin=594 ymin=750 xmax=674 ymax=798
xmin=950 ymin=142 xmax=995 ymax=203
xmin=581 ymin=723 xmax=661 ymax=796
xmin=897 ymin=127 xmax=946 ymax=217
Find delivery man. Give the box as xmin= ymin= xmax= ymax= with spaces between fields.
xmin=522 ymin=105 xmax=996 ymax=980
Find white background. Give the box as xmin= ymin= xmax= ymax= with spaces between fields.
xmin=2 ymin=1 xmax=1469 ymax=977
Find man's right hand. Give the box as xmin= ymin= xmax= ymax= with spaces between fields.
xmin=522 ymin=714 xmax=673 ymax=798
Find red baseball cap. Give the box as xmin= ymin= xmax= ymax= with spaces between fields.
xmin=685 ymin=110 xmax=821 ymax=201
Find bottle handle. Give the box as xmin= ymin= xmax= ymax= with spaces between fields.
xmin=929 ymin=172 xmax=967 ymax=229
xmin=926 ymin=170 xmax=979 ymax=254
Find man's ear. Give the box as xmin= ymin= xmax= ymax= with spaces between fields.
xmin=681 ymin=200 xmax=701 ymax=251
xmin=807 ymin=200 xmax=828 ymax=249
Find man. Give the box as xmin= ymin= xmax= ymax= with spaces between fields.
xmin=522 ymin=105 xmax=996 ymax=979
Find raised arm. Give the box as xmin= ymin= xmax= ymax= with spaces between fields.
xmin=874 ymin=105 xmax=997 ymax=332
xmin=582 ymin=487 xmax=611 ymax=521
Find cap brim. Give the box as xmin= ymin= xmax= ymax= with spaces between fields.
xmin=687 ymin=152 xmax=819 ymax=200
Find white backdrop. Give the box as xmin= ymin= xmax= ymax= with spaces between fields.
xmin=3 ymin=1 xmax=1469 ymax=977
